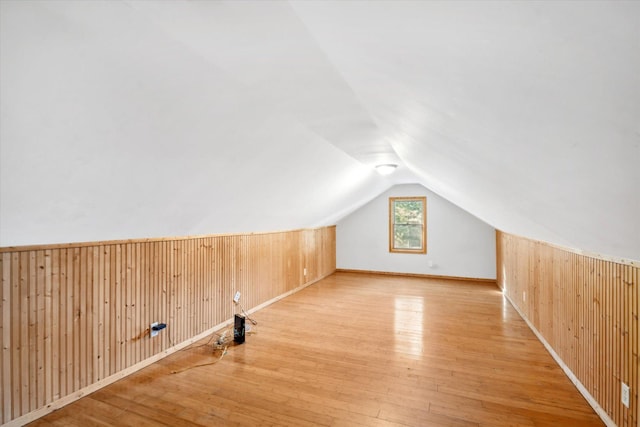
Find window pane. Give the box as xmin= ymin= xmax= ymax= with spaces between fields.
xmin=394 ymin=200 xmax=423 ymax=224
xmin=394 ymin=224 xmax=423 ymax=250
xmin=389 ymin=196 xmax=427 ymax=254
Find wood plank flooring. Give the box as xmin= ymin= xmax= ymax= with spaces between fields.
xmin=28 ymin=272 xmax=603 ymax=426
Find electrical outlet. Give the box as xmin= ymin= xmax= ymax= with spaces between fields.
xmin=303 ymin=268 xmax=307 ymax=276
xmin=233 ymin=291 xmax=241 ymax=303
xmin=622 ymin=382 xmax=630 ymax=408
xmin=150 ymin=322 xmax=159 ymax=338
xmin=522 ymin=291 xmax=526 ymax=302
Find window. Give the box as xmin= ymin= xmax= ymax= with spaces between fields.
xmin=389 ymin=196 xmax=426 ymax=254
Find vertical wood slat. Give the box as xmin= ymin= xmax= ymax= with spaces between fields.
xmin=0 ymin=226 xmax=335 ymax=426
xmin=53 ymin=248 xmax=61 ymax=400
xmin=1 ymin=253 xmax=12 ymax=423
xmin=21 ymin=252 xmax=29 ymax=415
xmin=12 ymin=253 xmax=20 ymax=419
xmin=627 ymin=267 xmax=640 ymax=427
xmin=28 ymin=251 xmax=36 ymax=413
xmin=497 ymin=231 xmax=639 ymax=427
xmin=58 ymin=250 xmax=66 ymax=401
xmin=102 ymin=247 xmax=109 ymax=378
xmin=44 ymin=250 xmax=53 ymax=406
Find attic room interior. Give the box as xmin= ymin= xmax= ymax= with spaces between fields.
xmin=0 ymin=1 xmax=638 ymax=426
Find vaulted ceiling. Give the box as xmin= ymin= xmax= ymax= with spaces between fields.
xmin=1 ymin=1 xmax=638 ymax=261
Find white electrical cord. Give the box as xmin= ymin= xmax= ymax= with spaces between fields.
xmin=238 ymin=302 xmax=258 ymax=325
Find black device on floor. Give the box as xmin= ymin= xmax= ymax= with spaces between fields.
xmin=234 ymin=314 xmax=245 ymax=344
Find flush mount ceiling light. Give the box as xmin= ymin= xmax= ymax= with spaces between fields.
xmin=375 ymin=164 xmax=398 ymax=176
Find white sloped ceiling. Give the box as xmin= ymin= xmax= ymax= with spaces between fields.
xmin=1 ymin=1 xmax=638 ymax=262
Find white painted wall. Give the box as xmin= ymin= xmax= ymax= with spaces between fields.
xmin=0 ymin=0 xmax=396 ymax=246
xmin=337 ymin=184 xmax=496 ymax=280
xmin=2 ymin=1 xmax=637 ymax=261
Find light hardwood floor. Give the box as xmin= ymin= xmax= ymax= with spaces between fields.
xmin=29 ymin=272 xmax=603 ymax=426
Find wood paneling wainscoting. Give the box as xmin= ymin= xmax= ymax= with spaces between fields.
xmin=26 ymin=272 xmax=604 ymax=426
xmin=0 ymin=226 xmax=336 ymax=426
xmin=497 ymin=231 xmax=639 ymax=427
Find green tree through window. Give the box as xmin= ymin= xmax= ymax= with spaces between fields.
xmin=389 ymin=197 xmax=426 ymax=253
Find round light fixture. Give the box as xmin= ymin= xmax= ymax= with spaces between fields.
xmin=375 ymin=164 xmax=398 ymax=176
